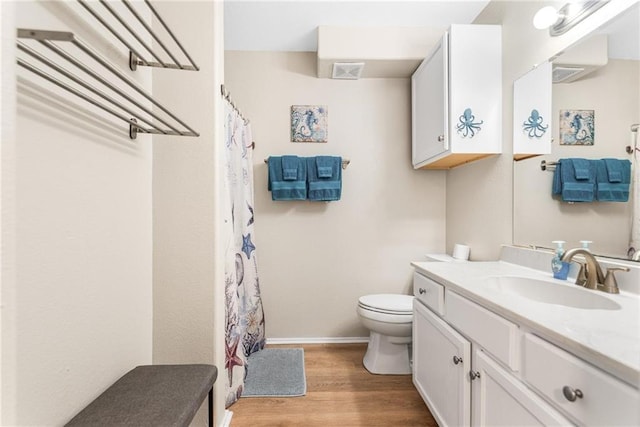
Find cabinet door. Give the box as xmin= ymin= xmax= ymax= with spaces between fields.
xmin=413 ymin=301 xmax=471 ymax=427
xmin=448 ymin=24 xmax=501 ymax=154
xmin=411 ymin=33 xmax=448 ymax=168
xmin=513 ymin=61 xmax=552 ymax=160
xmin=472 ymin=349 xmax=572 ymax=426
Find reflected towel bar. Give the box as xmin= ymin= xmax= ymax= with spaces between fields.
xmin=540 ymin=160 xmax=558 ymax=171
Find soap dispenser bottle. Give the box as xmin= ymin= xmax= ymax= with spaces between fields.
xmin=551 ymin=240 xmax=569 ymax=280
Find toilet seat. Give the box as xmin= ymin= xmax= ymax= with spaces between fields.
xmin=358 ymin=294 xmax=413 ymax=315
xmin=357 ymin=294 xmax=413 ymax=324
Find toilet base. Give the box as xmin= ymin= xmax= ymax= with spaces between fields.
xmin=363 ymin=331 xmax=412 ymax=375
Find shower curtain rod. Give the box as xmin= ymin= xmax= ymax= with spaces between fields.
xmin=626 ymin=123 xmax=639 ymax=154
xmin=221 ymin=84 xmax=250 ymax=125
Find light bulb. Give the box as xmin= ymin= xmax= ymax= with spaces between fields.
xmin=533 ymin=6 xmax=560 ymax=30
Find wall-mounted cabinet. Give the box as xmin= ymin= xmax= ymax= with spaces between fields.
xmin=513 ymin=62 xmax=552 ymax=160
xmin=411 ymin=25 xmax=502 ymax=170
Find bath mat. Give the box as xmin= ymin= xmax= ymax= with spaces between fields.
xmin=242 ymin=348 xmax=306 ymax=397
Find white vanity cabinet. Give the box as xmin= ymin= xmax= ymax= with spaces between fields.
xmin=513 ymin=61 xmax=552 ymax=160
xmin=413 ymin=300 xmax=471 ymax=426
xmin=411 ymin=25 xmax=502 ymax=170
xmin=412 ymin=272 xmax=572 ymax=427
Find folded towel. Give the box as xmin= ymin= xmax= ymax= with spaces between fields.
xmin=281 ymin=155 xmax=299 ymax=181
xmin=557 ymin=158 xmax=596 ymax=202
xmin=306 ymin=156 xmax=342 ymax=201
xmin=571 ymin=158 xmax=591 ymax=180
xmin=552 ymin=162 xmax=562 ymax=195
xmin=595 ymin=159 xmax=631 ymax=202
xmin=603 ymin=158 xmax=623 ymax=183
xmin=315 ymin=156 xmax=334 ymax=178
xmin=268 ymin=156 xmax=307 ymax=201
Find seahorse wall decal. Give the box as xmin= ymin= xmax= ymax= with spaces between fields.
xmin=522 ymin=109 xmax=548 ymax=139
xmin=456 ymin=107 xmax=484 ymax=138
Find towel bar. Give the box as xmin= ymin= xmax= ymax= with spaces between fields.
xmin=264 ymin=158 xmax=350 ymax=169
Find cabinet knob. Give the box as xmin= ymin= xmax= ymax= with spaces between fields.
xmin=419 ymin=288 xmax=427 ymax=295
xmin=437 ymin=135 xmax=445 ymax=142
xmin=469 ymin=371 xmax=481 ymax=380
xmin=452 ymin=355 xmax=463 ymax=365
xmin=562 ymin=386 xmax=584 ymax=402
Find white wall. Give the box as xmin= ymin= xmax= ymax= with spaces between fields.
xmin=514 ymin=59 xmax=638 ymax=257
xmin=2 ymin=1 xmax=153 ymax=425
xmin=151 ymin=1 xmax=225 ymax=425
xmin=225 ymin=51 xmax=446 ymax=338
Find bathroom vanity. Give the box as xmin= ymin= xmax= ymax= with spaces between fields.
xmin=411 ymin=249 xmax=640 ymax=426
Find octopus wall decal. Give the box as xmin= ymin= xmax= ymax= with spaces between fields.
xmin=456 ymin=108 xmax=484 ymax=138
xmin=522 ymin=109 xmax=548 ymax=138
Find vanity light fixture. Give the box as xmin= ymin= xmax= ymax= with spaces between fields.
xmin=533 ymin=0 xmax=610 ymax=36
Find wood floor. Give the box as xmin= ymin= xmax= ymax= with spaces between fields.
xmin=229 ymin=343 xmax=437 ymax=427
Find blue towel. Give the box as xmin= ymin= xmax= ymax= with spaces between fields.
xmin=595 ymin=159 xmax=631 ymax=202
xmin=268 ymin=156 xmax=307 ymax=201
xmin=306 ymin=156 xmax=342 ymax=201
xmin=571 ymin=158 xmax=591 ymax=180
xmin=315 ymin=156 xmax=334 ymax=178
xmin=556 ymin=158 xmax=596 ymax=202
xmin=552 ymin=162 xmax=562 ymax=195
xmin=281 ymin=155 xmax=298 ymax=181
xmin=603 ymin=158 xmax=623 ymax=183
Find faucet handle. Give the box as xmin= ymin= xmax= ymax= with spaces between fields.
xmin=601 ymin=267 xmax=630 ymax=294
xmin=574 ymin=261 xmax=588 ymax=287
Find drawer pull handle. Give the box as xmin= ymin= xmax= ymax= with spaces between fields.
xmin=562 ymin=386 xmax=584 ymax=402
xmin=469 ymin=371 xmax=481 ymax=380
xmin=452 ymin=355 xmax=463 ymax=365
xmin=437 ymin=135 xmax=445 ymax=142
xmin=419 ymin=288 xmax=427 ymax=295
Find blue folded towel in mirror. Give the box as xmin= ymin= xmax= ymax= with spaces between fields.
xmin=553 ymin=159 xmax=596 ymax=202
xmin=596 ymin=159 xmax=631 ymax=202
xmin=281 ymin=155 xmax=299 ymax=181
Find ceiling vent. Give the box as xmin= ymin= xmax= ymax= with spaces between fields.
xmin=332 ymin=62 xmax=365 ymax=79
xmin=552 ymin=66 xmax=586 ymax=83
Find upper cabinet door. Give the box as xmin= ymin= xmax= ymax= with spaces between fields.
xmin=412 ymin=33 xmax=448 ymax=167
xmin=513 ymin=61 xmax=552 ymax=160
xmin=412 ymin=25 xmax=502 ymax=170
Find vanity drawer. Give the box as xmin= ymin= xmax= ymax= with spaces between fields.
xmin=445 ymin=290 xmax=519 ymax=370
xmin=523 ymin=333 xmax=640 ymax=426
xmin=413 ymin=272 xmax=444 ymax=316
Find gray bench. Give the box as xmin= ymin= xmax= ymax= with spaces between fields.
xmin=65 ymin=364 xmax=217 ymax=427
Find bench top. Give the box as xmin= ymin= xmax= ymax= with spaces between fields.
xmin=65 ymin=364 xmax=217 ymax=427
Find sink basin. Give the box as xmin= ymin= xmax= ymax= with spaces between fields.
xmin=484 ymin=276 xmax=621 ymax=310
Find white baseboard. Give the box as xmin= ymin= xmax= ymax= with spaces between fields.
xmin=266 ymin=337 xmax=369 ymax=345
xmin=220 ymin=410 xmax=233 ymax=427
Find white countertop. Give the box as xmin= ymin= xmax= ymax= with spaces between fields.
xmin=411 ymin=260 xmax=640 ymax=387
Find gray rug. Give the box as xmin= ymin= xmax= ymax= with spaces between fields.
xmin=242 ymin=348 xmax=306 ymax=397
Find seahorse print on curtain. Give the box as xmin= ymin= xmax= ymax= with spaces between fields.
xmin=223 ymin=101 xmax=266 ymax=407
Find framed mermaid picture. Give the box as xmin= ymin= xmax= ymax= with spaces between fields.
xmin=291 ymin=105 xmax=328 ymax=142
xmin=559 ymin=109 xmax=595 ymax=145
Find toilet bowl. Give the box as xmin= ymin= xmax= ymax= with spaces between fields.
xmin=357 ymin=294 xmax=414 ymax=375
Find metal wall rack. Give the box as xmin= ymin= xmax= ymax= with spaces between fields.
xmin=17 ymin=1 xmax=199 ymax=140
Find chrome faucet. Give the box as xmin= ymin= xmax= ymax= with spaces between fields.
xmin=561 ymin=248 xmax=629 ymax=293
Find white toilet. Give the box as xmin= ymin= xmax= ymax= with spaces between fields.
xmin=357 ymin=294 xmax=414 ymax=375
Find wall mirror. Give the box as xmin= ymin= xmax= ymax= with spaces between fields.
xmin=513 ymin=2 xmax=639 ymax=261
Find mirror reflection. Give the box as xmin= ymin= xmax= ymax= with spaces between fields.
xmin=513 ymin=3 xmax=640 ymax=261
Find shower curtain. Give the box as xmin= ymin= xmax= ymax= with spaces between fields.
xmin=630 ymin=127 xmax=639 ymax=259
xmin=223 ymin=100 xmax=265 ymax=407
